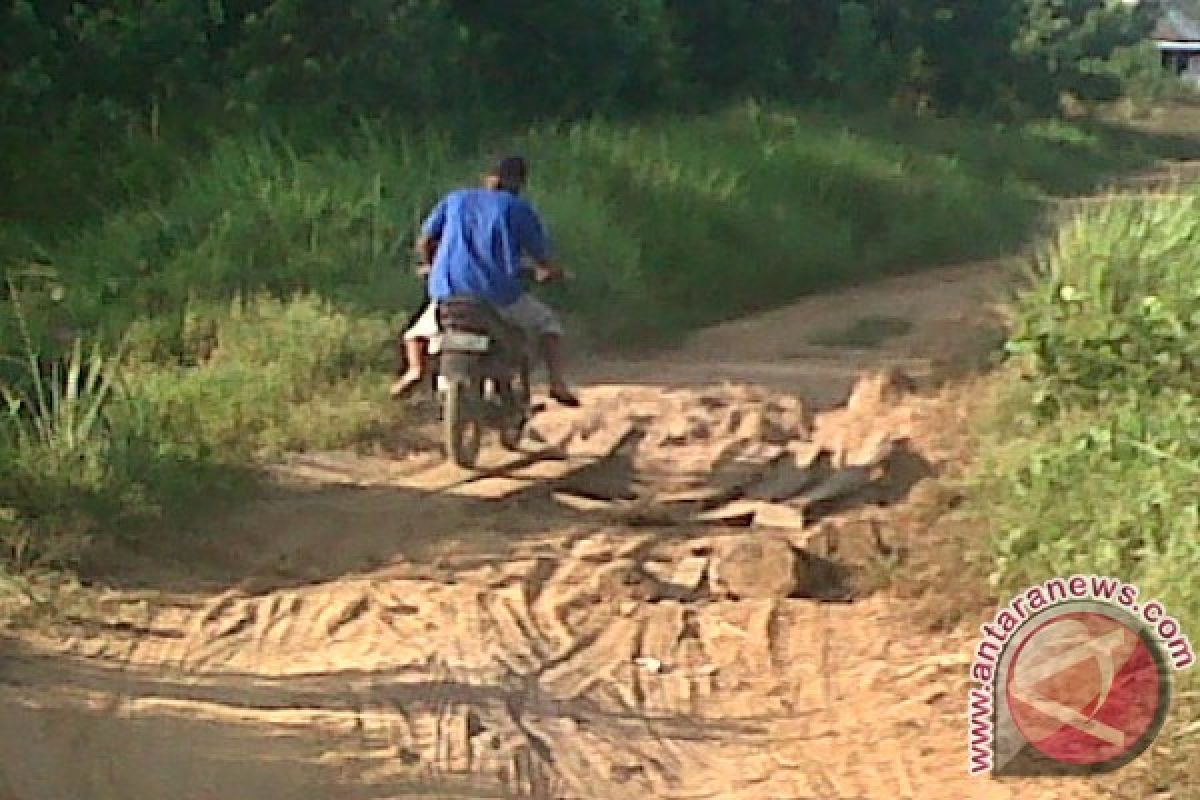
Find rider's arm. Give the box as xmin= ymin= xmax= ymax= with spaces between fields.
xmin=416 ymin=235 xmax=438 ymax=268
xmin=417 ymin=198 xmax=449 ymax=268
xmin=512 ymin=201 xmax=563 ymax=281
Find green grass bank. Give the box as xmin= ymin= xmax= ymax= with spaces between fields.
xmin=966 ymin=180 xmax=1200 ymax=789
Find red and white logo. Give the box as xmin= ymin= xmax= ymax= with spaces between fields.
xmin=970 ymin=579 xmax=1192 ymax=777
xmin=1005 ymin=609 xmax=1166 ymax=767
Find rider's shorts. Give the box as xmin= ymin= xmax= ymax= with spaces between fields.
xmin=404 ymin=294 xmax=564 ymax=341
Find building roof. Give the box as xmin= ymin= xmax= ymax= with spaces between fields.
xmin=1155 ymin=8 xmax=1200 ymax=42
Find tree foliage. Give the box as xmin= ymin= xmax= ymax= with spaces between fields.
xmin=1015 ymin=0 xmax=1162 ymax=108
xmin=0 ymin=0 xmax=1159 ymax=138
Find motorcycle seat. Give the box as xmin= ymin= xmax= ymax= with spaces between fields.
xmin=436 ymin=296 xmax=526 ymax=351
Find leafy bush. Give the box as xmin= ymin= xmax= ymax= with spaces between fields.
xmin=1006 ymin=190 xmax=1200 ymax=411
xmin=1107 ymin=42 xmax=1194 ymax=115
xmin=976 ymin=187 xmax=1200 ymax=640
xmin=976 ymin=387 xmax=1200 ymax=628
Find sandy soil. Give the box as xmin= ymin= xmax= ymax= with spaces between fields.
xmin=0 ymin=259 xmax=1135 ymax=800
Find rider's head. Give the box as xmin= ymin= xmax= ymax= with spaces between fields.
xmin=484 ymin=155 xmax=528 ymax=194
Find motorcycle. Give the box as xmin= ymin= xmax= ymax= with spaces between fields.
xmin=418 ymin=264 xmax=559 ymax=468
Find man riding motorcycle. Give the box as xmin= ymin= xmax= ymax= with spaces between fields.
xmin=391 ymin=155 xmax=579 ymax=408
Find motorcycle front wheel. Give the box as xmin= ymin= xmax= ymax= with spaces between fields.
xmin=498 ymin=360 xmax=532 ymax=451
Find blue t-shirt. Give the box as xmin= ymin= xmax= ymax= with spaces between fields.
xmin=422 ymin=188 xmax=549 ymax=307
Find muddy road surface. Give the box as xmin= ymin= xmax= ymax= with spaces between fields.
xmin=1 ymin=261 xmax=1092 ymax=799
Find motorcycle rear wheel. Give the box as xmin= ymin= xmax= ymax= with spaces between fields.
xmin=443 ymin=379 xmax=483 ymax=468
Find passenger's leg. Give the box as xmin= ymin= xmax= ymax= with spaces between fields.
xmin=391 ymin=303 xmax=438 ymax=397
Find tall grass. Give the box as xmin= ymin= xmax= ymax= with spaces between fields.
xmin=3 ymin=103 xmax=1185 ymax=360
xmin=1006 ymin=190 xmax=1200 ymax=407
xmin=1 ymin=279 xmax=129 ymax=568
xmin=974 ymin=184 xmax=1200 ymax=636
xmin=0 ymin=287 xmax=394 ymax=571
xmin=123 ymin=293 xmax=394 ymax=462
xmin=972 ymin=187 xmax=1200 ymax=787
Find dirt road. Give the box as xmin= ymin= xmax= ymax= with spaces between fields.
xmin=0 ymin=259 xmax=1112 ymax=799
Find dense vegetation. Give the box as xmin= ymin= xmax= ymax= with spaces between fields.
xmin=965 ymin=175 xmax=1200 ymax=788
xmin=970 ymin=183 xmax=1200 ymax=794
xmin=975 ymin=186 xmax=1200 ymax=639
xmin=0 ymin=0 xmax=1167 ymax=229
xmin=1 ymin=0 xmax=1193 ymax=574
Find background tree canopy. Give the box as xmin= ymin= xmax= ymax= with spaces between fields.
xmin=0 ymin=0 xmax=1160 ymax=135
xmin=0 ymin=0 xmax=1170 ymax=236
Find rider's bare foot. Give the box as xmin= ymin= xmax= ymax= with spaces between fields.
xmin=389 ymin=370 xmax=423 ymax=398
xmin=549 ymin=384 xmax=580 ymax=408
